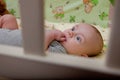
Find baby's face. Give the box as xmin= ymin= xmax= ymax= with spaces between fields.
xmin=61 ymin=23 xmax=102 ymax=56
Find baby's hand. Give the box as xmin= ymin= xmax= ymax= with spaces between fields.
xmin=53 ymin=30 xmax=66 ymax=42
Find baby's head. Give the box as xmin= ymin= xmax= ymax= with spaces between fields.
xmin=61 ymin=23 xmax=103 ymax=57
xmin=0 ymin=0 xmax=10 ymax=15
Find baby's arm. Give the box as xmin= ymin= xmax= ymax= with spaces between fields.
xmin=44 ymin=30 xmax=66 ymax=50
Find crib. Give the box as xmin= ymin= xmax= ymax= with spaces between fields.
xmin=0 ymin=0 xmax=120 ymax=79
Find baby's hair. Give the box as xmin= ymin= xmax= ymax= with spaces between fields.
xmin=0 ymin=0 xmax=10 ymax=15
xmin=89 ymin=24 xmax=104 ymax=57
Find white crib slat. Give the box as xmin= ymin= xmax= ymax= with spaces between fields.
xmin=19 ymin=0 xmax=45 ymax=56
xmin=106 ymin=0 xmax=120 ymax=68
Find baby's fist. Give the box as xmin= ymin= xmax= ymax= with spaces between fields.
xmin=53 ymin=30 xmax=66 ymax=41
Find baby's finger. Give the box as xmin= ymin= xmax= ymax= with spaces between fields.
xmin=60 ymin=37 xmax=66 ymax=41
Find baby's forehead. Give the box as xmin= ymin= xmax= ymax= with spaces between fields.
xmin=74 ymin=23 xmax=94 ymax=30
xmin=74 ymin=23 xmax=90 ymax=27
xmin=74 ymin=24 xmax=99 ymax=36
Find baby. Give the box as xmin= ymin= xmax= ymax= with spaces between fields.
xmin=0 ymin=23 xmax=103 ymax=57
xmin=45 ymin=23 xmax=103 ymax=57
xmin=0 ymin=0 xmax=18 ymax=30
xmin=0 ymin=14 xmax=19 ymax=30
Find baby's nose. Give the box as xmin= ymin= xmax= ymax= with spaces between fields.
xmin=68 ymin=31 xmax=74 ymax=37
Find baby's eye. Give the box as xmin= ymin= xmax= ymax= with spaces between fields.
xmin=71 ymin=27 xmax=75 ymax=31
xmin=76 ymin=36 xmax=81 ymax=42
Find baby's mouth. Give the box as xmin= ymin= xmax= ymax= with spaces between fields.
xmin=64 ymin=34 xmax=68 ymax=42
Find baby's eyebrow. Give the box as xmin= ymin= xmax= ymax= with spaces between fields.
xmin=75 ymin=25 xmax=79 ymax=28
xmin=78 ymin=33 xmax=84 ymax=37
xmin=71 ymin=26 xmax=75 ymax=29
xmin=72 ymin=25 xmax=77 ymax=29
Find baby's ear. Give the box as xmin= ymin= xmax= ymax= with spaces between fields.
xmin=80 ymin=54 xmax=88 ymax=57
